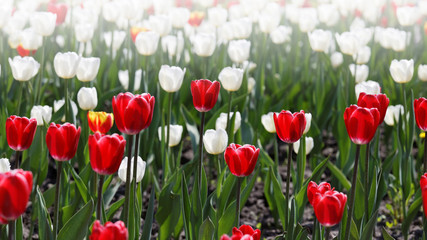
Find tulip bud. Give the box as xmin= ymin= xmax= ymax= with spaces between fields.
xmin=335 ymin=32 xmax=360 ymax=56
xmin=355 ymin=80 xmax=381 ymax=100
xmin=0 ymin=158 xmax=10 ymax=173
xmin=384 ymin=105 xmax=404 ymax=126
xmin=293 ymin=137 xmax=314 ymax=155
xmin=135 ymin=31 xmax=160 ymax=56
xmin=261 ymin=112 xmax=277 ymax=133
xmin=191 ymin=79 xmax=221 ymax=112
xmin=77 ymin=87 xmax=98 ymax=111
xmin=158 ymin=125 xmax=184 ymax=147
xmin=76 ymin=57 xmax=100 ymax=82
xmin=216 ymin=112 xmax=241 ymax=134
xmin=54 ymin=52 xmax=80 ymax=79
xmin=30 ymin=12 xmax=56 ymax=37
xmin=349 ymin=64 xmax=369 ymax=83
xmin=304 ymin=113 xmax=312 ymax=134
xmin=118 ymin=69 xmax=142 ymax=91
xmin=390 ymin=59 xmax=414 ymax=83
xmin=203 ymin=129 xmax=228 ymax=155
xmin=6 ymin=116 xmax=37 ymax=151
xmin=308 ymin=29 xmax=332 ymax=53
xmin=54 ymin=99 xmax=78 ymax=122
xmin=75 ymin=23 xmax=95 ymax=43
xmin=31 ymin=105 xmax=53 ymax=126
xmin=89 ymin=133 xmax=126 ymax=175
xmin=344 ymin=105 xmax=380 ymax=145
xmin=353 ymin=46 xmax=371 ymax=65
xmin=228 ymin=39 xmax=251 ymax=64
xmin=224 ymin=144 xmax=260 ymax=177
xmin=270 ymin=26 xmax=292 ymax=44
xmin=419 ymin=64 xmax=427 ymax=82
xmin=330 ymin=52 xmax=343 ymax=68
xmin=8 ymin=56 xmax=40 ymax=81
xmin=47 ymin=2 xmax=67 ymax=25
xmin=158 ymin=65 xmax=186 ymax=92
xmin=274 ymin=110 xmax=306 ymax=143
xmin=192 ymin=33 xmax=216 ymax=57
xmin=118 ymin=156 xmax=146 ymax=183
xmin=218 ymin=67 xmax=244 ymax=92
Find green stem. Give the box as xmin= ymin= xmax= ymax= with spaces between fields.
xmin=325 ymin=227 xmax=330 ymax=240
xmin=97 ymin=174 xmax=105 ymax=222
xmin=274 ymin=135 xmax=279 ymax=167
xmin=64 ymin=79 xmax=69 ymax=122
xmin=235 ymin=177 xmax=242 ymax=227
xmin=226 ymin=91 xmax=233 ymax=138
xmin=424 ymin=135 xmax=427 ymax=173
xmin=16 ymin=81 xmax=23 ymax=116
xmin=167 ymin=93 xmax=172 ymax=157
xmin=285 ymin=143 xmax=293 ymax=228
xmin=344 ymin=144 xmax=361 ymax=240
xmin=365 ymin=142 xmax=370 ymax=220
xmin=8 ymin=220 xmax=14 ymax=240
xmin=35 ymin=37 xmax=45 ymax=104
xmin=14 ymin=151 xmax=21 ymax=169
xmin=123 ymin=135 xmax=134 ymax=226
xmin=133 ymin=133 xmax=140 ymax=198
xmin=53 ymin=161 xmax=63 ymax=240
xmin=313 ymin=217 xmax=318 ymax=240
xmin=198 ymin=112 xmax=206 ymax=193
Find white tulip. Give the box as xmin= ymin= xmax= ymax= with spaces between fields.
xmin=335 ymin=32 xmax=361 ymax=56
xmin=261 ymin=112 xmax=277 ymax=133
xmin=104 ymin=31 xmax=126 ymax=52
xmin=420 ymin=0 xmax=427 ymax=16
xmin=308 ymin=29 xmax=332 ymax=53
xmin=118 ymin=69 xmax=142 ymax=91
xmin=396 ymin=6 xmax=420 ymax=26
xmin=30 ymin=105 xmax=52 ymax=126
xmin=355 ymin=80 xmax=381 ymax=99
xmin=20 ymin=28 xmax=43 ymax=50
xmin=390 ymin=59 xmax=414 ymax=84
xmin=54 ymin=52 xmax=80 ymax=79
xmin=353 ymin=46 xmax=371 ymax=65
xmin=298 ymin=8 xmax=318 ymax=33
xmin=192 ymin=33 xmax=216 ymax=57
xmin=218 ymin=67 xmax=244 ymax=92
xmin=8 ymin=56 xmax=40 ymax=81
xmin=228 ymin=39 xmax=251 ymax=64
xmin=0 ymin=6 xmax=12 ymax=29
xmin=135 ymin=31 xmax=160 ymax=56
xmin=169 ymin=8 xmax=190 ymax=29
xmin=330 ymin=52 xmax=343 ymax=68
xmin=248 ymin=77 xmax=256 ymax=93
xmin=293 ymin=137 xmax=314 ymax=155
xmin=102 ymin=1 xmax=120 ymax=22
xmin=75 ymin=23 xmax=95 ymax=43
xmin=304 ymin=113 xmax=312 ymax=134
xmin=216 ymin=112 xmax=241 ymax=134
xmin=208 ymin=7 xmax=228 ymax=27
xmin=77 ymin=87 xmax=97 ymax=111
xmin=384 ymin=105 xmax=404 ymax=126
xmin=161 ymin=33 xmax=184 ymax=58
xmin=158 ymin=125 xmax=184 ymax=147
xmin=0 ymin=158 xmax=10 ymax=173
xmin=351 ymin=27 xmax=373 ymax=47
xmin=76 ymin=57 xmax=100 ymax=82
xmin=270 ymin=26 xmax=292 ymax=44
xmin=418 ymin=64 xmax=427 ymax=82
xmin=230 ymin=18 xmax=252 ymax=39
xmin=148 ymin=15 xmax=172 ymax=37
xmin=158 ymin=65 xmax=186 ymax=93
xmin=203 ymin=129 xmax=228 ymax=155
xmin=317 ymin=4 xmax=339 ymax=27
xmin=54 ymin=99 xmax=78 ymax=122
xmin=258 ymin=12 xmax=281 ymax=34
xmin=349 ymin=64 xmax=369 ymax=83
xmin=118 ymin=156 xmax=146 ymax=183
xmin=30 ymin=12 xmax=56 ymax=36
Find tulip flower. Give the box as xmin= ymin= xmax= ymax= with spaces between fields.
xmin=87 ymin=111 xmax=114 ymax=134
xmin=54 ymin=99 xmax=78 ymax=122
xmin=307 ymin=181 xmax=332 ymax=206
xmin=349 ymin=64 xmax=369 ymax=83
xmin=274 ymin=110 xmax=306 ymax=144
xmin=6 ymin=116 xmax=37 ymax=152
xmin=77 ymin=87 xmax=98 ymax=111
xmin=216 ymin=112 xmax=242 ymax=134
xmin=220 ymin=225 xmax=261 ymax=240
xmin=19 ymin=28 xmax=43 ymax=52
xmin=353 ymin=46 xmax=371 ymax=65
xmin=298 ymin=8 xmax=318 ymax=33
xmin=218 ymin=67 xmax=244 ymax=92
xmin=30 ymin=105 xmax=52 ymax=126
xmin=304 ymin=113 xmax=312 ymax=134
xmin=344 ymin=105 xmax=380 ymax=145
xmin=261 ymin=112 xmax=277 ymax=133
xmin=330 ymin=52 xmax=343 ymax=68
xmin=104 ymin=31 xmax=126 ymax=53
xmin=54 ymin=52 xmax=80 ymax=79
xmin=76 ymin=57 xmax=100 ymax=82
xmin=112 ymin=92 xmax=155 ymax=135
xmin=46 ymin=123 xmax=81 ymax=162
xmin=161 ymin=34 xmax=184 ymax=58
xmin=396 ymin=6 xmax=420 ymax=27
xmin=270 ymin=25 xmax=292 ymax=44
xmin=158 ymin=65 xmax=186 ymax=93
xmin=188 ymin=11 xmax=205 ymax=27
xmin=318 ymin=4 xmax=339 ymax=27
xmin=311 ymin=187 xmax=347 ymax=227
xmin=8 ymin=56 xmax=40 ymax=81
xmin=169 ymin=8 xmax=190 ymax=28
xmin=384 ymin=105 xmax=404 ymax=127
xmin=418 ymin=65 xmax=427 ymax=82
xmin=30 ymin=12 xmax=56 ymax=37
xmin=89 ymin=133 xmax=126 ymax=175
xmin=158 ymin=125 xmax=184 ymax=147
xmin=190 ymin=79 xmax=221 ymax=112
xmin=135 ymin=31 xmax=160 ymax=56
xmin=118 ymin=69 xmax=142 ymax=91
xmin=118 ymin=156 xmax=146 ymax=183
xmin=335 ymin=32 xmax=360 ymax=56
xmin=414 ymin=98 xmax=427 ymax=131
xmin=203 ymin=129 xmax=228 ymax=155
xmin=308 ymin=29 xmax=332 ymax=53
xmin=47 ymin=1 xmax=68 ymax=25
xmin=16 ymin=45 xmax=36 ymax=57
xmin=357 ymin=92 xmax=390 ymax=124
xmin=75 ymin=23 xmax=95 ymax=43
xmin=293 ymin=137 xmax=314 ymax=155
xmin=192 ymin=33 xmax=216 ymax=57
xmin=421 ymin=173 xmax=427 ymax=218
xmin=208 ymin=7 xmax=228 ymax=27
xmin=89 ymin=220 xmax=128 ymax=240
xmin=148 ymin=15 xmax=172 ymax=37
xmin=228 ymin=39 xmax=251 ymax=64
xmin=355 ymin=80 xmax=381 ymax=100
xmin=390 ymin=59 xmax=414 ymax=84
xmin=0 ymin=158 xmax=10 ymax=173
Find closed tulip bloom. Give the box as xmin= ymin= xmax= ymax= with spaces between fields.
xmin=220 ymin=225 xmax=261 ymax=240
xmin=418 ymin=64 xmax=427 ymax=82
xmin=203 ymin=129 xmax=228 ymax=155
xmin=343 ymin=105 xmax=380 ymax=145
xmin=77 ymin=87 xmax=98 ymax=111
xmin=353 ymin=45 xmax=371 ymax=65
xmin=349 ymin=64 xmax=369 ymax=83
xmin=308 ymin=29 xmax=332 ymax=53
xmin=158 ymin=65 xmax=186 ymax=92
xmin=188 ymin=11 xmax=205 ymax=27
xmin=218 ymin=67 xmax=244 ymax=92
xmin=8 ymin=56 xmax=40 ymax=81
xmin=421 ymin=173 xmax=427 ymax=218
xmin=357 ymin=92 xmax=389 ymax=124
xmin=118 ymin=69 xmax=142 ymax=91
xmin=75 ymin=23 xmax=95 ymax=43
xmin=89 ymin=133 xmax=126 ymax=175
xmin=274 ymin=110 xmax=306 ymax=143
xmin=384 ymin=105 xmax=404 ymax=126
xmin=208 ymin=7 xmax=228 ymax=27
xmin=304 ymin=113 xmax=312 ymax=134
xmin=20 ymin=28 xmax=43 ymax=51
xmin=396 ymin=6 xmax=420 ymax=27
xmin=6 ymin=116 xmax=37 ymax=151
xmin=112 ymin=93 xmax=155 ymax=135
xmin=298 ymin=8 xmax=318 ymax=33
xmin=88 ymin=111 xmax=114 ymax=134
xmin=312 ymin=189 xmax=347 ymax=227
xmin=330 ymin=52 xmax=343 ymax=68
xmin=318 ymin=4 xmax=339 ymax=27
xmin=390 ymin=59 xmax=414 ymax=84
xmin=261 ymin=112 xmax=277 ymax=133
xmin=258 ymin=12 xmax=281 ymax=34
xmin=148 ymin=15 xmax=172 ymax=37
xmin=102 ymin=1 xmax=120 ymax=22
xmin=76 ymin=57 xmax=100 ymax=82
xmin=192 ymin=33 xmax=216 ymax=57
xmin=104 ymin=31 xmax=126 ymax=52
xmin=0 ymin=170 xmax=33 ymax=221
xmin=30 ymin=12 xmax=56 ymax=36
xmin=230 ymin=18 xmax=252 ymax=39
xmin=135 ymin=31 xmax=160 ymax=56
xmin=270 ymin=26 xmax=292 ymax=44
xmin=158 ymin=125 xmax=184 ymax=147
xmin=0 ymin=159 xmax=10 ymax=173
xmin=118 ymin=156 xmax=146 ymax=183
xmin=228 ymin=39 xmax=251 ymax=64
xmin=47 ymin=1 xmax=67 ymax=25
xmin=46 ymin=123 xmax=81 ymax=161
xmin=169 ymin=8 xmax=190 ymax=28
xmin=89 ymin=220 xmax=128 ymax=240
xmin=191 ymin=79 xmax=221 ymax=112
xmin=31 ymin=105 xmax=52 ymax=126
xmin=293 ymin=137 xmax=314 ymax=155
xmin=216 ymin=112 xmax=242 ymax=134
xmin=54 ymin=52 xmax=80 ymax=79
xmin=307 ymin=181 xmax=331 ymax=206
xmin=414 ymin=98 xmax=427 ymax=131
xmin=335 ymin=32 xmax=360 ymax=56
xmin=54 ymin=99 xmax=78 ymax=122
xmin=355 ymin=80 xmax=381 ymax=100
xmin=224 ymin=144 xmax=260 ymax=177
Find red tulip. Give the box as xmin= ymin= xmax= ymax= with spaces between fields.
xmin=112 ymin=92 xmax=155 ymax=135
xmin=311 ymin=188 xmax=347 ymax=227
xmin=414 ymin=97 xmax=427 ymax=131
xmin=17 ymin=45 xmax=37 ymax=57
xmin=90 ymin=220 xmax=128 ymax=240
xmin=0 ymin=170 xmax=33 ymax=221
xmin=6 ymin=116 xmax=37 ymax=151
xmin=188 ymin=11 xmax=205 ymax=27
xmin=343 ymin=105 xmax=380 ymax=145
xmin=307 ymin=181 xmax=331 ymax=206
xmin=89 ymin=133 xmax=126 ymax=175
xmin=87 ymin=111 xmax=114 ymax=134
xmin=46 ymin=123 xmax=81 ymax=161
xmin=421 ymin=173 xmax=427 ymax=218
xmin=191 ymin=79 xmax=221 ymax=112
xmin=273 ymin=110 xmax=306 ymax=143
xmin=48 ymin=1 xmax=68 ymax=25
xmin=220 ymin=225 xmax=261 ymax=240
xmin=357 ymin=92 xmax=389 ymax=124
xmin=224 ymin=144 xmax=260 ymax=177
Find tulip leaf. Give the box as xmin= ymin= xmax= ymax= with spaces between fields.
xmin=198 ymin=217 xmax=214 ymax=240
xmin=16 ymin=216 xmax=23 ymax=240
xmin=141 ymin=189 xmax=156 ymax=240
xmin=218 ymin=201 xmax=236 ymax=236
xmin=181 ymin=173 xmax=194 ymax=239
xmin=350 ymin=219 xmax=359 ymax=240
xmin=381 ymin=227 xmax=395 ymax=240
xmin=70 ymin=166 xmax=90 ymax=203
xmin=57 ymin=200 xmax=94 ymax=240
xmin=217 ymin=171 xmax=236 ymax=217
xmin=360 ymin=209 xmax=378 ymax=240
xmin=106 ymin=198 xmax=124 ymax=221
xmin=36 ymin=187 xmax=54 ymax=240
xmin=402 ymin=193 xmax=422 ymax=235
xmin=271 ymin=166 xmax=287 ymax=231
xmin=326 ymin=161 xmax=351 ymax=190
xmin=43 ymin=186 xmax=55 ymax=208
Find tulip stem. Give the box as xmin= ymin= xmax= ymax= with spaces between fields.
xmin=97 ymin=174 xmax=105 ymax=222
xmin=35 ymin=36 xmax=45 ymax=105
xmin=198 ymin=112 xmax=206 ymax=194
xmin=344 ymin=144 xmax=361 ymax=240
xmin=167 ymin=93 xmax=172 ymax=161
xmin=364 ymin=142 xmax=370 ymax=220
xmin=64 ymin=79 xmax=70 ymax=122
xmin=53 ymin=161 xmax=63 ymax=240
xmin=16 ymin=81 xmax=23 ymax=116
xmin=325 ymin=227 xmax=330 ymax=240
xmin=14 ymin=151 xmax=21 ymax=169
xmin=274 ymin=135 xmax=279 ymax=167
xmin=235 ymin=177 xmax=242 ymax=227
xmin=285 ymin=143 xmax=293 ymax=227
xmin=133 ymin=133 xmax=140 ymax=199
xmin=226 ymin=91 xmax=233 ymax=137
xmin=123 ymin=135 xmax=134 ymax=226
xmin=424 ymin=135 xmax=427 ymax=173
xmin=8 ymin=221 xmax=14 ymax=240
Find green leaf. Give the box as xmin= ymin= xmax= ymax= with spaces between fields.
xmin=360 ymin=210 xmax=378 ymax=240
xmin=57 ymin=200 xmax=94 ymax=240
xmin=141 ymin=190 xmax=156 ymax=240
xmin=381 ymin=227 xmax=396 ymax=240
xmin=70 ymin=167 xmax=90 ymax=203
xmin=106 ymin=198 xmax=124 ymax=221
xmin=327 ymin=161 xmax=351 ymax=190
xmin=402 ymin=194 xmax=422 ymax=234
xmin=198 ymin=217 xmax=214 ymax=240
xmin=271 ymin=167 xmax=287 ymax=231
xmin=36 ymin=187 xmax=53 ymax=240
